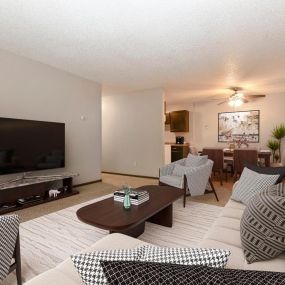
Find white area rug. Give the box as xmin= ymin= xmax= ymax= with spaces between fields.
xmin=5 ymin=195 xmax=222 ymax=284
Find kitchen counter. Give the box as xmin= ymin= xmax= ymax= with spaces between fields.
xmin=165 ymin=142 xmax=190 ymax=147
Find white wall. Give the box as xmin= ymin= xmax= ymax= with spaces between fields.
xmin=0 ymin=49 xmax=102 ymax=184
xmin=192 ymin=94 xmax=285 ymax=151
xmin=102 ymin=89 xmax=164 ymax=177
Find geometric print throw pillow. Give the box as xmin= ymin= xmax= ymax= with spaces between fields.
xmin=101 ymin=261 xmax=285 ymax=285
xmin=240 ymin=183 xmax=285 ymax=263
xmin=140 ymin=245 xmax=231 ymax=268
xmin=71 ymin=247 xmax=144 ymax=285
xmin=231 ymin=167 xmax=279 ymax=205
xmin=101 ymin=260 xmax=211 ymax=285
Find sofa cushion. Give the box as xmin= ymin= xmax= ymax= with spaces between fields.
xmin=140 ymin=245 xmax=231 ymax=268
xmin=185 ymin=154 xmax=208 ymax=168
xmin=205 ymin=227 xmax=242 ymax=249
xmin=71 ymin=247 xmax=144 ymax=285
xmin=200 ymin=238 xmax=285 ymax=272
xmin=244 ymin=162 xmax=285 ymax=184
xmin=231 ymin=167 xmax=279 ymax=205
xmin=240 ymin=183 xmax=285 ymax=264
xmin=25 ymin=234 xmax=147 ymax=285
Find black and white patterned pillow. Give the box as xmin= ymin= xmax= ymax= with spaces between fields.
xmin=140 ymin=245 xmax=231 ymax=268
xmin=71 ymin=247 xmax=144 ymax=285
xmin=101 ymin=260 xmax=210 ymax=285
xmin=101 ymin=260 xmax=285 ymax=285
xmin=240 ymin=183 xmax=285 ymax=263
xmin=231 ymin=167 xmax=279 ymax=205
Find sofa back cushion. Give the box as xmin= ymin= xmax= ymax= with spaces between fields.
xmin=185 ymin=154 xmax=208 ymax=168
xmin=240 ymin=183 xmax=285 ymax=264
xmin=231 ymin=167 xmax=279 ymax=205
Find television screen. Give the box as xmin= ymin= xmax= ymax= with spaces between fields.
xmin=0 ymin=117 xmax=65 ymax=175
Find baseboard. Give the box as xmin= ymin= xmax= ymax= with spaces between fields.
xmin=102 ymin=171 xmax=159 ymax=180
xmin=73 ymin=179 xmax=102 ymax=188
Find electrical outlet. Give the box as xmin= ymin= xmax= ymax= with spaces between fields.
xmin=133 ymin=161 xmax=137 ymax=167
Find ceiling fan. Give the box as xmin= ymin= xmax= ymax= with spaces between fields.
xmin=218 ymin=87 xmax=266 ymax=107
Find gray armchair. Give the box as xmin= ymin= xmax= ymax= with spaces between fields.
xmin=0 ymin=214 xmax=21 ymax=285
xmin=159 ymin=158 xmax=219 ymax=207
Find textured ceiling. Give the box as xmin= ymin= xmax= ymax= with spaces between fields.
xmin=0 ymin=0 xmax=285 ymax=103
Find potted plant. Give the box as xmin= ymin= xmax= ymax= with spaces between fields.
xmin=267 ymin=139 xmax=279 ymax=163
xmin=272 ymin=124 xmax=285 ymax=163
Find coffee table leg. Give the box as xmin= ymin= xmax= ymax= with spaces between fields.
xmin=109 ymin=222 xmax=145 ymax=238
xmin=147 ymin=204 xmax=173 ymax=227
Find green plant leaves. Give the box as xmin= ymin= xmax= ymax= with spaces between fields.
xmin=267 ymin=140 xmax=279 ymax=151
xmin=272 ymin=124 xmax=285 ymax=140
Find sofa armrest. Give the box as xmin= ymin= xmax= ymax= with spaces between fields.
xmin=232 ymin=180 xmax=239 ymax=191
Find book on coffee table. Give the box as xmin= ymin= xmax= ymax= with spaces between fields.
xmin=114 ymin=189 xmax=149 ymax=205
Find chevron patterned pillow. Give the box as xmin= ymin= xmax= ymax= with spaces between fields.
xmin=240 ymin=183 xmax=285 ymax=263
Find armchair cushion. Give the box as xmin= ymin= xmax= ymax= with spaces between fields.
xmin=160 ymin=175 xmax=184 ymax=189
xmin=185 ymin=154 xmax=208 ymax=168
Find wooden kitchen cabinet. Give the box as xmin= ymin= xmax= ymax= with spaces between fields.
xmin=170 ymin=110 xmax=189 ymax=132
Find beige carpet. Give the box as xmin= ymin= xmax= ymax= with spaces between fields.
xmin=4 ymin=195 xmax=222 ymax=285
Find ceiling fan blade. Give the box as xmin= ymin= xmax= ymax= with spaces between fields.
xmin=217 ymin=100 xmax=228 ymax=105
xmin=227 ymin=86 xmax=244 ymax=92
xmin=244 ymin=94 xmax=266 ymax=99
xmin=205 ymin=95 xmax=229 ymax=101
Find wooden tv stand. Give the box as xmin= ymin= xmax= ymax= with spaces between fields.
xmin=0 ymin=172 xmax=79 ymax=214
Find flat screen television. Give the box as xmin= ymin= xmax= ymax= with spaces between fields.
xmin=0 ymin=117 xmax=65 ymax=175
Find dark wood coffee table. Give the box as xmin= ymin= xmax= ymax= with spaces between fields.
xmin=76 ymin=185 xmax=184 ymax=238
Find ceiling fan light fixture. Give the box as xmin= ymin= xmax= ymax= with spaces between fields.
xmin=228 ymin=97 xmax=243 ymax=107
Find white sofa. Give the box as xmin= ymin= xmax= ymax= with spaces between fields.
xmin=25 ymin=199 xmax=285 ymax=285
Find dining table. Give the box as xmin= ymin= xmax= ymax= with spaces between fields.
xmin=223 ymin=148 xmax=271 ymax=167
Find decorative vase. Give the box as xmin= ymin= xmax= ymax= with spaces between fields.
xmin=123 ymin=186 xmax=131 ymax=210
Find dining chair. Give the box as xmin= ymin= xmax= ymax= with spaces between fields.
xmin=202 ymin=148 xmax=226 ymax=185
xmin=233 ymin=149 xmax=258 ymax=181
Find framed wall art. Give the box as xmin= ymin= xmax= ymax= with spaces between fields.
xmin=218 ymin=110 xmax=260 ymax=143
